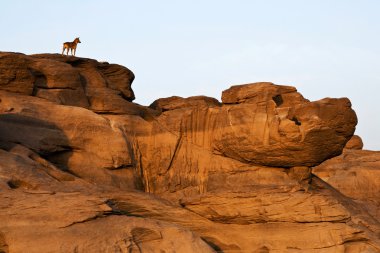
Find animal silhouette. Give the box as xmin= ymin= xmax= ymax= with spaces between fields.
xmin=62 ymin=37 xmax=81 ymax=56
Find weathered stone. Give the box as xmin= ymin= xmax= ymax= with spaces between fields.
xmin=221 ymin=82 xmax=307 ymax=105
xmin=0 ymin=52 xmax=136 ymax=114
xmin=0 ymin=52 xmax=35 ymax=95
xmin=344 ymin=135 xmax=364 ymax=150
xmin=1 ymin=52 xmax=379 ymax=252
xmin=0 ymin=91 xmax=136 ymax=189
xmin=150 ymin=95 xmax=221 ymax=112
xmin=313 ymin=149 xmax=380 ymax=220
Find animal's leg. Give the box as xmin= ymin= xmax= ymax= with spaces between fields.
xmin=73 ymin=48 xmax=76 ymax=56
xmin=62 ymin=46 xmax=65 ymax=56
xmin=66 ymin=48 xmax=69 ymax=55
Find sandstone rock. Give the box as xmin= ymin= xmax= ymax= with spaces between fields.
xmin=150 ymin=95 xmax=221 ymax=112
xmin=0 ymin=52 xmax=136 ymax=114
xmin=0 ymin=52 xmax=35 ymax=95
xmin=212 ymin=96 xmax=357 ymax=167
xmin=1 ymin=52 xmax=379 ymax=252
xmin=0 ymin=190 xmax=214 ymax=253
xmin=0 ymin=91 xmax=139 ymax=189
xmin=97 ymin=62 xmax=135 ymax=100
xmin=344 ymin=135 xmax=364 ymax=150
xmin=34 ymin=87 xmax=89 ymax=108
xmin=180 ymin=189 xmax=351 ymax=224
xmin=1 ymin=148 xmax=379 ymax=253
xmin=29 ymin=56 xmax=90 ymax=108
xmin=33 ymin=53 xmax=136 ymax=103
xmin=313 ymin=149 xmax=380 ymax=220
xmin=103 ymin=190 xmax=377 ymax=252
xmin=0 ymin=232 xmax=7 ymax=253
xmin=112 ymin=82 xmax=358 ymax=199
xmin=221 ymin=82 xmax=307 ymax=105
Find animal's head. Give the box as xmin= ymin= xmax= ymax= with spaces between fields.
xmin=75 ymin=37 xmax=81 ymax=43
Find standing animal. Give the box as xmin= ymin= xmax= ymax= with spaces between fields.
xmin=62 ymin=37 xmax=81 ymax=56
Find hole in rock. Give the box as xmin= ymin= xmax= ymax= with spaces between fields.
xmin=7 ymin=179 xmax=25 ymax=189
xmin=291 ymin=116 xmax=301 ymax=126
xmin=272 ymin=95 xmax=283 ymax=107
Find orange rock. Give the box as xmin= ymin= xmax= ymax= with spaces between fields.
xmin=1 ymin=53 xmax=379 ymax=252
xmin=344 ymin=134 xmax=364 ymax=150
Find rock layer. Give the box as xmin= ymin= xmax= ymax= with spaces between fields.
xmin=313 ymin=148 xmax=380 ymax=220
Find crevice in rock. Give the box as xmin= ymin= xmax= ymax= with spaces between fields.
xmin=255 ymin=246 xmax=270 ymax=253
xmin=79 ymin=73 xmax=87 ymax=89
xmin=65 ymin=58 xmax=87 ymax=68
xmin=105 ymin=164 xmax=134 ymax=170
xmin=344 ymin=236 xmax=369 ymax=244
xmin=78 ymin=74 xmax=91 ymax=105
xmin=272 ymin=94 xmax=283 ymax=107
xmin=201 ymin=236 xmax=240 ymax=253
xmin=290 ymin=116 xmax=302 ymax=126
xmin=27 ymin=152 xmax=76 ymax=182
xmin=29 ymin=68 xmax=47 ymax=96
xmin=34 ymin=86 xmax=77 ymax=91
xmin=131 ymin=227 xmax=162 ymax=244
xmin=165 ymin=127 xmax=183 ymax=174
xmin=201 ymin=237 xmax=224 ymax=252
xmin=120 ymin=92 xmax=134 ymax=102
xmin=59 ymin=210 xmax=113 ymax=229
xmin=0 ymin=232 xmax=8 ymax=253
xmin=7 ymin=179 xmax=31 ymax=190
xmin=104 ymin=199 xmax=145 ymax=217
xmin=40 ymin=146 xmax=73 ymax=164
xmin=95 ymin=111 xmax=129 ymax=115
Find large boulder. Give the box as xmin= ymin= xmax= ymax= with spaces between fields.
xmin=221 ymin=82 xmax=306 ymax=105
xmin=344 ymin=135 xmax=364 ymax=150
xmin=0 ymin=91 xmax=138 ymax=189
xmin=150 ymin=95 xmax=221 ymax=111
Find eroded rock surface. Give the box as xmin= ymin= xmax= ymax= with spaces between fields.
xmin=1 ymin=52 xmax=379 ymax=253
xmin=313 ymin=147 xmax=380 ymax=221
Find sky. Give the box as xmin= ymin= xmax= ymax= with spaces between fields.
xmin=1 ymin=0 xmax=379 ymax=150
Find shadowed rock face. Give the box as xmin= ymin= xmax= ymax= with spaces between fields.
xmin=1 ymin=52 xmax=379 ymax=253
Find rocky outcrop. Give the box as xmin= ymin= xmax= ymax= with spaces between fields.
xmin=313 ymin=147 xmax=380 ymax=221
xmin=0 ymin=52 xmax=136 ymax=113
xmin=1 ymin=52 xmax=379 ymax=253
xmin=112 ymin=81 xmax=356 ymax=197
xmin=344 ymin=135 xmax=364 ymax=150
xmin=150 ymin=95 xmax=221 ymax=111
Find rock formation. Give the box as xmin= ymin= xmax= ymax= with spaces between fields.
xmin=0 ymin=52 xmax=379 ymax=253
xmin=313 ymin=135 xmax=380 ymax=221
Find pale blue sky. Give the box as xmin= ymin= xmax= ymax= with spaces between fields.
xmin=1 ymin=1 xmax=379 ymax=150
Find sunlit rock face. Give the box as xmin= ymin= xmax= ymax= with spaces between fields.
xmin=1 ymin=52 xmax=379 ymax=253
